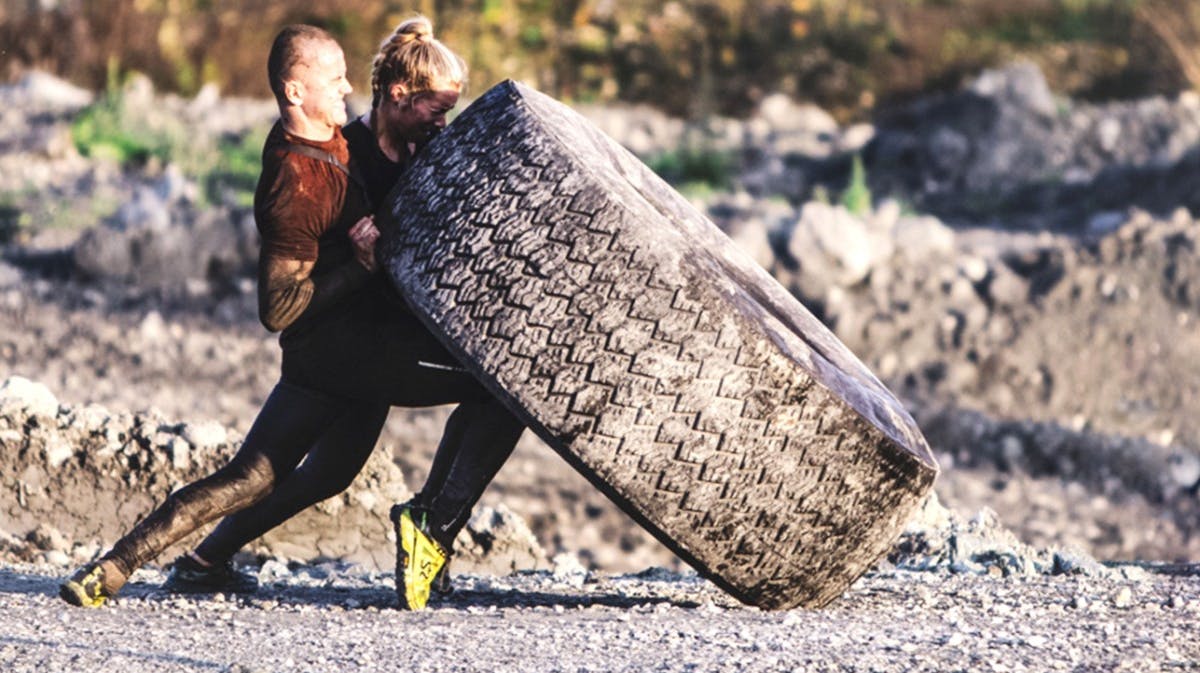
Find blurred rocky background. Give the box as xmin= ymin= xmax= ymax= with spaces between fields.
xmin=1 ymin=1 xmax=1199 ymax=576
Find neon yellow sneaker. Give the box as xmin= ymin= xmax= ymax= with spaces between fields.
xmin=392 ymin=503 xmax=447 ymax=611
xmin=59 ymin=562 xmax=117 ymax=608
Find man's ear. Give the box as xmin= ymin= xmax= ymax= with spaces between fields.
xmin=283 ymin=79 xmax=305 ymax=107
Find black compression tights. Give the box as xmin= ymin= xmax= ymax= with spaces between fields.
xmin=101 ymin=382 xmax=378 ymax=580
xmin=414 ymin=398 xmax=524 ymax=548
xmin=103 ymin=315 xmax=525 ymax=581
xmin=103 ymin=384 xmax=520 ymax=580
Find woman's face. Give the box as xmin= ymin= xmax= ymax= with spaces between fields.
xmin=386 ymin=87 xmax=460 ymax=146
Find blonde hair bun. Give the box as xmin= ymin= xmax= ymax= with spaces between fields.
xmin=370 ymin=14 xmax=467 ymax=107
xmin=394 ymin=17 xmax=433 ymax=44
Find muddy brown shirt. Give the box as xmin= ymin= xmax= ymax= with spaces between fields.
xmin=253 ymin=121 xmax=373 ymax=344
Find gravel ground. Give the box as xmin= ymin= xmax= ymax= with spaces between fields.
xmin=2 ymin=562 xmax=1198 ymax=672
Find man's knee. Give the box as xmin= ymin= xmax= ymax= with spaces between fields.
xmin=195 ymin=452 xmax=278 ymax=510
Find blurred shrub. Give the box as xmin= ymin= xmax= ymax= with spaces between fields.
xmin=1134 ymin=1 xmax=1200 ymax=91
xmin=3 ymin=0 xmax=1199 ymax=119
xmin=69 ymin=60 xmax=263 ymax=206
xmin=646 ymin=145 xmax=734 ymax=191
xmin=207 ymin=127 xmax=269 ymax=208
xmin=70 ymin=61 xmax=185 ymax=167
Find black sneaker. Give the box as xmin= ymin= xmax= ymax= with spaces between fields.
xmin=432 ymin=557 xmax=453 ymax=596
xmin=163 ymin=554 xmax=259 ymax=595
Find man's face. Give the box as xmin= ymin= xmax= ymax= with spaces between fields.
xmin=294 ymin=41 xmax=352 ymax=130
xmin=396 ymin=88 xmax=460 ymax=146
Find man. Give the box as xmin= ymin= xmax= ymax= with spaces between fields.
xmin=61 ymin=24 xmax=523 ymax=612
xmin=59 ymin=25 xmax=392 ymax=607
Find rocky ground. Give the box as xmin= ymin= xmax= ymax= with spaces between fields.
xmin=3 ymin=560 xmax=1199 ymax=673
xmin=1 ymin=64 xmax=1199 ymax=669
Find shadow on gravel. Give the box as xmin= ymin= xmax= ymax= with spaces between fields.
xmin=0 ymin=568 xmax=171 ymax=605
xmin=436 ymin=589 xmax=702 ymax=611
xmin=0 ymin=568 xmax=62 ymax=598
xmin=0 ymin=635 xmax=226 ymax=670
xmin=255 ymin=584 xmax=703 ymax=612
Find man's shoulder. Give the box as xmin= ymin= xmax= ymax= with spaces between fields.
xmin=264 ymin=122 xmax=349 ymax=170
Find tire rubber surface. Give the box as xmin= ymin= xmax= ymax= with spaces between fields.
xmin=378 ymin=80 xmax=938 ymax=609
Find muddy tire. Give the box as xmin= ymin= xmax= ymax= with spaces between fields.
xmin=377 ymin=81 xmax=938 ymax=609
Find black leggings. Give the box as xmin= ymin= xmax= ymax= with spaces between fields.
xmin=103 ymin=382 xmax=373 ymax=576
xmin=278 ymin=308 xmax=526 ymax=548
xmin=103 ymin=310 xmax=523 ymax=576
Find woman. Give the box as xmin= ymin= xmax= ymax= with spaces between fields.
xmin=277 ymin=16 xmax=526 ymax=612
xmin=61 ymin=18 xmax=523 ymax=612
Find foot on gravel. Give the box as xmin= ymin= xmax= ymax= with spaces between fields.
xmin=60 ymin=560 xmax=125 ymax=608
xmin=163 ymin=553 xmax=259 ymax=595
xmin=392 ymin=503 xmax=448 ymax=610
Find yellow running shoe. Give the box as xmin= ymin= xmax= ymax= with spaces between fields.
xmin=391 ymin=503 xmax=447 ymax=611
xmin=59 ymin=562 xmax=115 ymax=608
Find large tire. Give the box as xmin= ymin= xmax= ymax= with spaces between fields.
xmin=377 ymin=81 xmax=938 ymax=609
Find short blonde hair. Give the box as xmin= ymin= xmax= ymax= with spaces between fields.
xmin=370 ymin=16 xmax=467 ymax=108
xmin=268 ymin=25 xmax=337 ymax=104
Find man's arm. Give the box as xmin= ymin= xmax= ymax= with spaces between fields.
xmin=257 ymin=253 xmax=372 ymax=332
xmin=255 ymin=148 xmax=377 ymax=332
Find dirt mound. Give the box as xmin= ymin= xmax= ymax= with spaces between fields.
xmin=865 ymin=63 xmax=1200 ymax=228
xmin=5 ymin=369 xmax=1114 ymax=585
xmin=0 ymin=376 xmax=546 ymax=574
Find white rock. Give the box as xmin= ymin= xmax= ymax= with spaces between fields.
xmin=551 ymin=552 xmax=590 ymax=588
xmin=1096 ymin=117 xmax=1121 ymax=153
xmin=868 ymin=199 xmax=902 ymax=233
xmin=43 ymin=434 xmax=75 ymax=469
xmin=789 ymin=202 xmax=894 ymax=286
xmin=1112 ymin=586 xmax=1134 ymax=609
xmin=183 ymin=420 xmax=228 ymax=449
xmin=167 ymin=436 xmax=191 ymax=471
xmin=1 ymin=71 xmax=94 ymax=109
xmin=30 ymin=523 xmax=70 ymax=552
xmin=353 ymin=490 xmax=378 ymax=512
xmin=892 ymin=215 xmax=956 ymax=261
xmin=958 ymin=255 xmax=990 ymax=283
xmin=757 ymin=93 xmax=838 ymax=135
xmin=724 ymin=218 xmax=775 ymax=270
xmin=0 ymin=261 xmax=21 ymax=289
xmin=1168 ymin=451 xmax=1200 ymax=490
xmin=72 ymin=404 xmax=111 ymax=434
xmin=41 ymin=550 xmax=72 ymax=567
xmin=0 ymin=376 xmax=60 ymax=419
xmin=839 ymin=123 xmax=876 ymax=153
xmin=969 ymin=61 xmax=1057 ymax=118
xmin=139 ymin=310 xmax=168 ymax=342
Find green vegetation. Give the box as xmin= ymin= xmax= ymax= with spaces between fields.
xmin=70 ymin=61 xmax=264 ymax=207
xmin=646 ymin=145 xmax=734 ymax=191
xmin=70 ymin=59 xmax=164 ymax=165
xmin=840 ymin=154 xmax=872 ymax=215
xmin=207 ymin=127 xmax=268 ymax=208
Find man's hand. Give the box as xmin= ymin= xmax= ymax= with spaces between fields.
xmin=349 ymin=216 xmax=380 ymax=272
